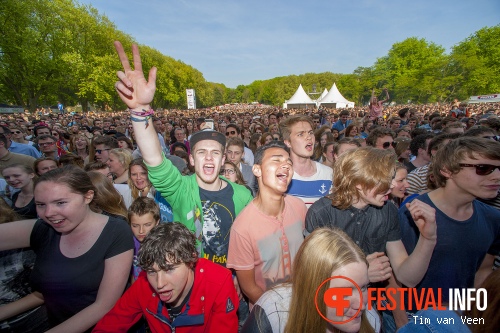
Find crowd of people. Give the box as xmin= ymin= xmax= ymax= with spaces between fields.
xmin=0 ymin=41 xmax=499 ymax=333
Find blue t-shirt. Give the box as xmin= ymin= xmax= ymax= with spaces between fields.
xmin=398 ymin=193 xmax=500 ymax=309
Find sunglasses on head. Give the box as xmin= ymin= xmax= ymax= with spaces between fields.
xmin=459 ymin=164 xmax=500 ymax=176
xmin=382 ymin=141 xmax=396 ymax=149
xmin=226 ymin=130 xmax=236 ymax=136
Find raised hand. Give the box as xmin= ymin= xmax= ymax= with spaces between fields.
xmin=406 ymin=199 xmax=437 ymax=242
xmin=114 ymin=41 xmax=157 ymax=110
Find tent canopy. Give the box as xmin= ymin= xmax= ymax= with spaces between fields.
xmin=317 ymin=83 xmax=354 ymax=108
xmin=284 ymin=84 xmax=316 ymax=109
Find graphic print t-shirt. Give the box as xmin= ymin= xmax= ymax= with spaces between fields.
xmin=199 ymin=184 xmax=235 ymax=267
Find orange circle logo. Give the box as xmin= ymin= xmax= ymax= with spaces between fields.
xmin=314 ymin=275 xmax=363 ymax=324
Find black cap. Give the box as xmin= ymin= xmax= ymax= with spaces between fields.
xmin=189 ymin=129 xmax=226 ymax=150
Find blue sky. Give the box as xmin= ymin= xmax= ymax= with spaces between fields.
xmin=79 ymin=0 xmax=499 ymax=88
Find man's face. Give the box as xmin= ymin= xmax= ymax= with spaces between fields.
xmin=147 ymin=262 xmax=194 ymax=308
xmin=219 ymin=123 xmax=227 ymax=134
xmin=253 ymin=147 xmax=293 ymax=194
xmin=38 ymin=138 xmax=57 ymax=154
xmin=189 ymin=140 xmax=225 ymax=185
xmin=446 ymin=155 xmax=500 ymax=200
xmin=408 ymin=120 xmax=417 ymax=129
xmin=390 ymin=120 xmax=401 ymax=130
xmin=418 ymin=139 xmax=432 ymax=162
xmin=374 ymin=135 xmax=394 ymax=151
xmin=36 ymin=127 xmax=51 ymax=137
xmin=94 ymin=120 xmax=103 ymax=127
xmin=94 ymin=144 xmax=111 ymax=163
xmin=397 ymin=130 xmax=411 ymax=139
xmin=225 ymin=127 xmax=238 ymax=138
xmin=285 ymin=121 xmax=314 ymax=158
xmin=153 ymin=120 xmax=162 ymax=133
xmin=269 ymin=114 xmax=277 ymax=124
xmin=226 ymin=145 xmax=244 ymax=165
xmin=174 ymin=129 xmax=185 ymax=142
xmin=357 ymin=182 xmax=393 ymax=208
xmin=103 ymin=121 xmax=111 ymax=129
xmin=340 ymin=115 xmax=348 ymax=123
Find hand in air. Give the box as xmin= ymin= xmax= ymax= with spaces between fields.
xmin=114 ymin=41 xmax=157 ymax=110
xmin=406 ymin=199 xmax=437 ymax=242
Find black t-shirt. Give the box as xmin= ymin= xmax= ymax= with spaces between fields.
xmin=11 ymin=191 xmax=37 ymax=219
xmin=30 ymin=217 xmax=134 ymax=330
xmin=199 ymin=183 xmax=235 ymax=267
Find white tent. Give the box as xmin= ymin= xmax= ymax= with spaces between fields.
xmin=317 ymin=83 xmax=354 ymax=108
xmin=283 ymin=84 xmax=316 ymax=109
xmin=317 ymin=88 xmax=328 ymax=102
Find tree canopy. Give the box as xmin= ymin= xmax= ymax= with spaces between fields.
xmin=1 ymin=0 xmax=498 ymax=110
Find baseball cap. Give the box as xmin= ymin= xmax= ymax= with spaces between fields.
xmin=189 ymin=129 xmax=226 ymax=149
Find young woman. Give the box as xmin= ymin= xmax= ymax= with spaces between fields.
xmin=0 ymin=166 xmax=133 ymax=332
xmin=242 ymin=228 xmax=376 ymax=333
xmin=321 ymin=141 xmax=336 ymax=168
xmin=260 ymin=132 xmax=274 ymax=146
xmin=70 ymin=134 xmax=90 ymax=162
xmin=106 ymin=148 xmax=133 ymax=184
xmin=393 ymin=137 xmax=411 ymax=164
xmin=2 ymin=164 xmax=37 ymax=219
xmin=116 ymin=136 xmax=134 ymax=153
xmin=345 ymin=124 xmax=361 ymax=139
xmin=389 ymin=163 xmax=410 ymax=207
xmin=221 ymin=161 xmax=253 ymax=196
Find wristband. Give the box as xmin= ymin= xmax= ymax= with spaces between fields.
xmin=129 ymin=108 xmax=154 ymax=117
xmin=130 ymin=115 xmax=151 ymax=129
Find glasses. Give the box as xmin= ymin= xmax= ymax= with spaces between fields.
xmin=226 ymin=130 xmax=236 ymax=136
xmin=219 ymin=169 xmax=236 ymax=175
xmin=459 ymin=164 xmax=500 ymax=176
xmin=95 ymin=148 xmax=110 ymax=154
xmin=382 ymin=141 xmax=396 ymax=149
xmin=39 ymin=142 xmax=55 ymax=147
xmin=12 ymin=131 xmax=22 ymax=134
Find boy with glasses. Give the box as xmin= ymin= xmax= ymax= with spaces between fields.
xmin=399 ymin=137 xmax=500 ymax=311
xmin=92 ymin=135 xmax=119 ymax=163
xmin=366 ymin=127 xmax=395 ymax=151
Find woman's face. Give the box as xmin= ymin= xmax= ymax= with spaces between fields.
xmin=320 ymin=133 xmax=328 ymax=147
xmin=34 ymin=181 xmax=93 ymax=234
xmin=323 ymin=144 xmax=334 ymax=164
xmin=186 ymin=122 xmax=193 ymax=131
xmin=130 ymin=165 xmax=149 ymax=190
xmin=349 ymin=127 xmax=358 ymax=136
xmin=75 ymin=136 xmax=88 ymax=150
xmin=222 ymin=163 xmax=237 ymax=183
xmin=2 ymin=167 xmax=34 ymax=189
xmin=391 ymin=168 xmax=410 ymax=199
xmin=326 ymin=262 xmax=369 ymax=333
xmin=264 ymin=135 xmax=273 ymax=145
xmin=117 ymin=140 xmax=129 ymax=149
xmin=399 ymin=148 xmax=411 ymax=160
xmin=106 ymin=153 xmax=125 ymax=175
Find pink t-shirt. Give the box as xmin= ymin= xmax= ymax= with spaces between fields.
xmin=227 ymin=195 xmax=306 ymax=302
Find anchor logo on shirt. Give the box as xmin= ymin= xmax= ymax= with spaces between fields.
xmin=319 ymin=183 xmax=328 ymax=195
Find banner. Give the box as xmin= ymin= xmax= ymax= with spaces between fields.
xmin=186 ymin=89 xmax=196 ymax=109
xmin=468 ymin=93 xmax=500 ymax=103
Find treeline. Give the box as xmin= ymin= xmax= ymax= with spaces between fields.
xmin=1 ymin=0 xmax=499 ymax=111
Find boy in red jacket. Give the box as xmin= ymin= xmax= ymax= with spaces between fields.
xmin=94 ymin=223 xmax=238 ymax=333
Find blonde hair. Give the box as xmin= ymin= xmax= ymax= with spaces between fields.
xmin=285 ymin=228 xmax=372 ymax=333
xmin=331 ymin=147 xmax=396 ymax=209
xmin=109 ymin=148 xmax=133 ymax=170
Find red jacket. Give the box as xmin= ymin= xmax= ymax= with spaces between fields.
xmin=93 ymin=259 xmax=238 ymax=333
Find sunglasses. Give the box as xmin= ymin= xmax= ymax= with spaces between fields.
xmin=12 ymin=131 xmax=22 ymax=134
xmin=95 ymin=148 xmax=110 ymax=154
xmin=382 ymin=141 xmax=397 ymax=149
xmin=226 ymin=130 xmax=236 ymax=136
xmin=459 ymin=164 xmax=500 ymax=176
xmin=219 ymin=169 xmax=235 ymax=175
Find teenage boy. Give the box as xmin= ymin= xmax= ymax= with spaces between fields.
xmin=93 ymin=135 xmax=119 ymax=164
xmin=128 ymin=197 xmax=161 ymax=283
xmin=94 ymin=223 xmax=238 ymax=332
xmin=306 ymin=147 xmax=437 ymax=287
xmin=227 ymin=142 xmax=307 ymax=305
xmin=399 ymin=137 xmax=500 ymax=308
xmin=113 ymin=41 xmax=252 ymax=324
xmin=280 ymin=115 xmax=333 ymax=208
